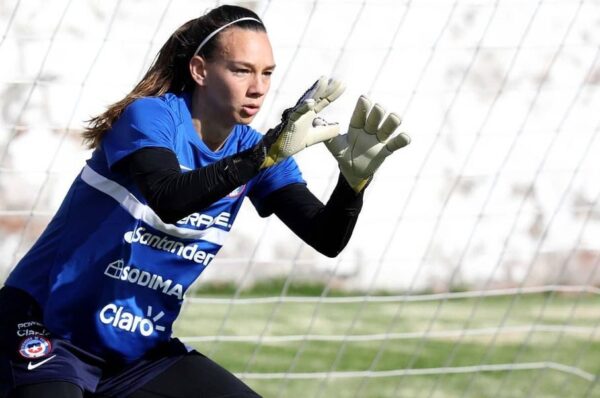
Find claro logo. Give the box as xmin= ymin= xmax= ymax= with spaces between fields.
xmin=99 ymin=304 xmax=165 ymax=337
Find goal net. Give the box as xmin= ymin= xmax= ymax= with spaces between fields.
xmin=1 ymin=0 xmax=599 ymax=397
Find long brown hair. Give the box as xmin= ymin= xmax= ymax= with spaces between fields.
xmin=82 ymin=5 xmax=265 ymax=148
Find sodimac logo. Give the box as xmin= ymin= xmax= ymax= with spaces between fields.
xmin=104 ymin=259 xmax=184 ymax=299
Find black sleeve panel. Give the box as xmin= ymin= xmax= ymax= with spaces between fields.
xmin=118 ymin=146 xmax=264 ymax=224
xmin=260 ymin=175 xmax=364 ymax=257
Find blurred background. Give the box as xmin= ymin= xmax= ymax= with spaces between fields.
xmin=1 ymin=0 xmax=599 ymax=291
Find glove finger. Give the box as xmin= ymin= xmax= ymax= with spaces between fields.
xmin=376 ymin=112 xmax=402 ymax=142
xmin=385 ymin=132 xmax=411 ymax=152
xmin=324 ymin=134 xmax=348 ymax=156
xmin=304 ymin=124 xmax=341 ymax=147
xmin=350 ymin=95 xmax=371 ymax=129
xmin=299 ymin=76 xmax=328 ymax=105
xmin=323 ymin=78 xmax=345 ymax=100
xmin=365 ymin=103 xmax=385 ymax=135
xmin=313 ymin=79 xmax=346 ymax=113
xmin=288 ymin=99 xmax=315 ymax=122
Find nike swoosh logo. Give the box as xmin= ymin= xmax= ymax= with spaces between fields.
xmin=27 ymin=354 xmax=56 ymax=370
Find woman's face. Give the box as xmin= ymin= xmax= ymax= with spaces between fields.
xmin=198 ymin=27 xmax=275 ymax=126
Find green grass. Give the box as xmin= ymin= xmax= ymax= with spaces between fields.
xmin=174 ymin=282 xmax=600 ymax=398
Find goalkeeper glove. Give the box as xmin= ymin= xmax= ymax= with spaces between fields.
xmin=259 ymin=76 xmax=345 ymax=168
xmin=325 ymin=95 xmax=411 ymax=193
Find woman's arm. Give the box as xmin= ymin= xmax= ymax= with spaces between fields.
xmin=117 ymin=146 xmax=264 ymax=223
xmin=119 ymin=146 xmax=364 ymax=257
xmin=115 ymin=78 xmax=346 ymax=224
xmin=258 ymin=175 xmax=365 ymax=257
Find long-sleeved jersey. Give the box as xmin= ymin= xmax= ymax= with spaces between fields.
xmin=6 ymin=92 xmax=303 ymax=363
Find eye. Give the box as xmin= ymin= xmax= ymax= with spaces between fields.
xmin=233 ymin=68 xmax=251 ymax=75
xmin=263 ymin=70 xmax=274 ymax=77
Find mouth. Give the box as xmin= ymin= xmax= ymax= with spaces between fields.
xmin=241 ymin=104 xmax=260 ymax=117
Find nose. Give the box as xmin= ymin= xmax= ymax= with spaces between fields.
xmin=248 ymin=74 xmax=269 ymax=98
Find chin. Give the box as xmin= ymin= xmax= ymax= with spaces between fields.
xmin=236 ymin=114 xmax=257 ymax=125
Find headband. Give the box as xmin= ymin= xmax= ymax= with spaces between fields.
xmin=193 ymin=17 xmax=263 ymax=56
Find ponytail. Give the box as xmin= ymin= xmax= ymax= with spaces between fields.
xmin=82 ymin=5 xmax=264 ymax=149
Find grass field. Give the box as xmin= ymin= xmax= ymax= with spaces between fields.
xmin=173 ymin=282 xmax=600 ymax=398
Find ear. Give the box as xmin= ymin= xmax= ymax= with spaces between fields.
xmin=189 ymin=55 xmax=208 ymax=86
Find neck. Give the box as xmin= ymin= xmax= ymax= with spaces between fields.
xmin=190 ymin=89 xmax=233 ymax=152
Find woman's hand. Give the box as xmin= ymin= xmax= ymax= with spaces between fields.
xmin=260 ymin=76 xmax=345 ymax=168
xmin=325 ymin=95 xmax=411 ymax=193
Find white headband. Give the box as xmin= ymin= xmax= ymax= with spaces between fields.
xmin=193 ymin=17 xmax=263 ymax=56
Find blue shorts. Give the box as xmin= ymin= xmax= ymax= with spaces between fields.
xmin=0 ymin=286 xmax=187 ymax=397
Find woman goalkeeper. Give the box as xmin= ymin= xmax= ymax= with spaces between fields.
xmin=0 ymin=4 xmax=409 ymax=398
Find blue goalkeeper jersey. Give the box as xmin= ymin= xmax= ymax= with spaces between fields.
xmin=5 ymin=92 xmax=304 ymax=363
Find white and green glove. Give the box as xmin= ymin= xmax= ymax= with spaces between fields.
xmin=261 ymin=76 xmax=346 ymax=168
xmin=325 ymin=95 xmax=411 ymax=192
